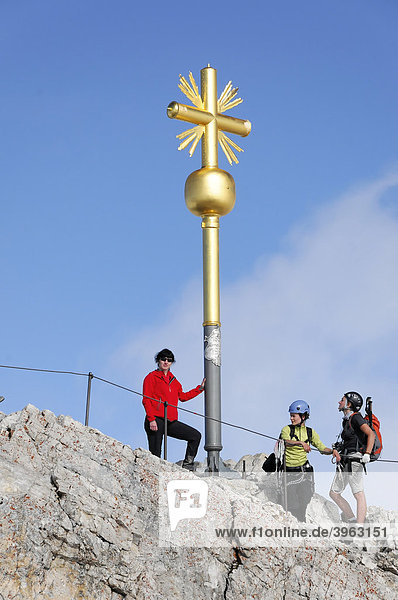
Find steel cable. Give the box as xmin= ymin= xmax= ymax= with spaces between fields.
xmin=1 ymin=363 xmax=397 ymax=463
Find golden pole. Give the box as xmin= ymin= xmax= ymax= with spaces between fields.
xmin=202 ymin=215 xmax=220 ymax=326
xmin=201 ymin=66 xmax=218 ymax=168
xmin=200 ymin=67 xmax=220 ymax=326
xmin=167 ymin=65 xmax=251 ymax=472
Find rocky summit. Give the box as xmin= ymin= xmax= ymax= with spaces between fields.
xmin=0 ymin=405 xmax=397 ymax=599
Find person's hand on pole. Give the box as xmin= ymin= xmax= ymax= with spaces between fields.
xmin=199 ymin=377 xmax=206 ymax=390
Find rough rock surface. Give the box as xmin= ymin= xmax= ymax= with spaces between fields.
xmin=0 ymin=405 xmax=397 ymax=599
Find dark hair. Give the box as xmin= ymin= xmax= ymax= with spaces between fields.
xmin=155 ymin=348 xmax=175 ymax=364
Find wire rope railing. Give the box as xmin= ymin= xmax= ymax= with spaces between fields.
xmin=0 ymin=363 xmax=396 ymax=465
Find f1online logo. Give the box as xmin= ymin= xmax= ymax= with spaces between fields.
xmin=167 ymin=480 xmax=208 ymax=531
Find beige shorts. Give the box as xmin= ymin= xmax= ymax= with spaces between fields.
xmin=330 ymin=460 xmax=364 ymax=495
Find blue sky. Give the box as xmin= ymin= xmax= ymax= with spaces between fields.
xmin=2 ymin=1 xmax=398 ymax=493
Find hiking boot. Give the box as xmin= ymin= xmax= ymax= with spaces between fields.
xmin=182 ymin=455 xmax=196 ymax=471
xmin=341 ymin=513 xmax=356 ymax=523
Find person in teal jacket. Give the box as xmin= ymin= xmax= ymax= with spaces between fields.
xmin=279 ymin=400 xmax=332 ymax=521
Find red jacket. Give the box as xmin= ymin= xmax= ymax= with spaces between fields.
xmin=142 ymin=369 xmax=203 ymax=422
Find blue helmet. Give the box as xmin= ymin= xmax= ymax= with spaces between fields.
xmin=288 ymin=400 xmax=310 ymax=416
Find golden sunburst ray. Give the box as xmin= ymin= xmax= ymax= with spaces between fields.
xmin=218 ymin=81 xmax=232 ymax=105
xmin=178 ymin=72 xmax=203 ymax=109
xmin=189 ymin=71 xmax=201 ymax=103
xmin=218 ymin=81 xmax=243 ymax=113
xmin=219 ymin=137 xmax=236 ymax=165
xmin=218 ymin=131 xmax=244 ymax=165
xmin=176 ymin=125 xmax=205 ymax=156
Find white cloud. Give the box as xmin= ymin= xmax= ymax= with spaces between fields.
xmin=112 ymin=171 xmax=398 ymax=481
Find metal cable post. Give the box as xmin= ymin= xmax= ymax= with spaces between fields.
xmin=164 ymin=402 xmax=168 ymax=461
xmin=85 ymin=372 xmax=94 ymax=427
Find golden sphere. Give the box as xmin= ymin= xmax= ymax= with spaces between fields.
xmin=185 ymin=167 xmax=236 ymax=217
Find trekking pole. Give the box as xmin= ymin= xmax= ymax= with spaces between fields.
xmin=164 ymin=401 xmax=168 ymax=461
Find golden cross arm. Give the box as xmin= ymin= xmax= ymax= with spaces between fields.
xmin=167 ymin=101 xmax=251 ymax=138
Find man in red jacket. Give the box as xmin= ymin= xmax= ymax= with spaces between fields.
xmin=142 ymin=348 xmax=205 ymax=470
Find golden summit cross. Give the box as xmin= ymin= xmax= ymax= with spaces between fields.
xmin=167 ymin=65 xmax=251 ymax=166
xmin=166 ymin=65 xmax=251 ymax=472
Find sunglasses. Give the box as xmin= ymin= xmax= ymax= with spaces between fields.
xmin=160 ymin=357 xmax=173 ymax=363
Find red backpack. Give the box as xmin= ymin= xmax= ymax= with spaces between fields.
xmin=350 ymin=397 xmax=382 ymax=461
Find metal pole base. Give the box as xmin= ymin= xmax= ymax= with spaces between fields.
xmin=205 ymin=450 xmax=220 ymax=474
xmin=203 ymin=324 xmax=222 ymax=474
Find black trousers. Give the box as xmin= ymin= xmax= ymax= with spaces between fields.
xmin=144 ymin=416 xmax=201 ymax=459
xmin=282 ymin=463 xmax=315 ymax=522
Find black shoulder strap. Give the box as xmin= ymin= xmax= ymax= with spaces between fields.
xmin=289 ymin=424 xmax=312 ymax=444
xmin=348 ymin=412 xmax=361 ymax=432
xmin=306 ymin=427 xmax=313 ymax=445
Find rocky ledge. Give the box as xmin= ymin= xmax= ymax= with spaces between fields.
xmin=0 ymin=405 xmax=397 ymax=599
